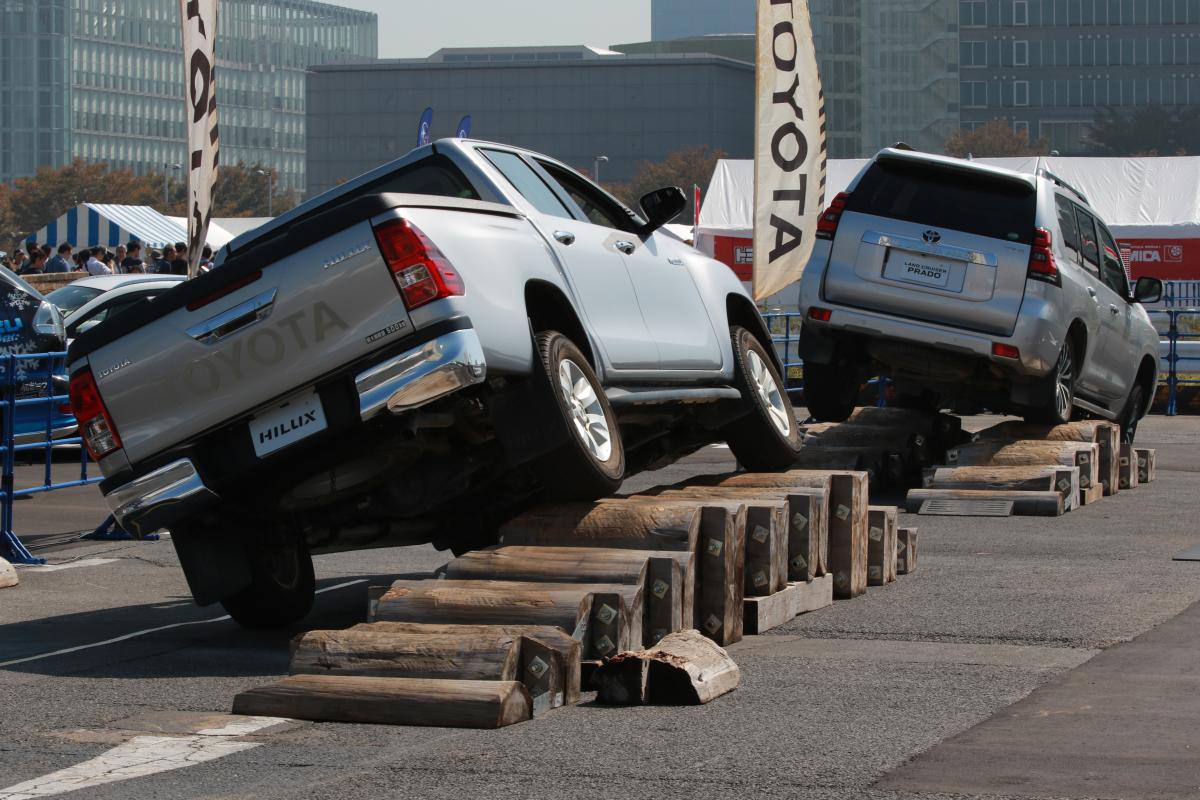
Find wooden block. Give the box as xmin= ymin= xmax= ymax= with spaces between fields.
xmin=743 ymin=573 xmax=836 ymax=634
xmin=0 ymin=556 xmax=17 ymax=589
xmin=646 ymin=557 xmax=685 ymax=647
xmin=696 ymin=505 xmax=745 ymax=645
xmin=924 ymin=465 xmax=1080 ymax=511
xmin=593 ymin=630 xmax=740 ymax=705
xmin=1118 ymin=443 xmax=1140 ymax=490
xmin=349 ymin=621 xmax=582 ymax=705
xmin=947 ymin=440 xmax=1100 ymax=490
xmin=1079 ymin=483 xmax=1105 ymax=506
xmin=905 ymin=488 xmax=1064 ymax=517
xmin=516 ymin=636 xmax=564 ymax=715
xmin=1136 ymin=448 xmax=1157 ymax=483
xmin=232 ymin=675 xmax=532 ymax=729
xmin=743 ymin=504 xmax=788 ymax=597
xmin=973 ymin=421 xmax=1120 ymax=496
xmin=289 ymin=629 xmax=521 ymax=681
xmin=896 ymin=528 xmax=918 ymax=575
xmin=499 ymin=499 xmax=702 ymax=552
xmin=867 ymin=506 xmax=899 ymax=586
xmin=588 ymin=591 xmax=629 ymax=661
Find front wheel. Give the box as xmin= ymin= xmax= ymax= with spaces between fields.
xmin=531 ymin=331 xmax=625 ymax=500
xmin=1025 ymin=342 xmax=1076 ymax=425
xmin=723 ymin=326 xmax=803 ymax=471
xmin=220 ymin=528 xmax=315 ymax=629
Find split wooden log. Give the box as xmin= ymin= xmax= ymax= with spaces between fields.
xmin=372 ymin=579 xmax=643 ymax=659
xmin=0 ymin=556 xmax=17 ymax=589
xmin=946 ymin=440 xmax=1100 ymax=493
xmin=349 ymin=622 xmax=582 ymax=705
xmin=1079 ymin=483 xmax=1105 ymax=505
xmin=654 ymin=485 xmax=827 ymax=584
xmin=905 ymin=488 xmax=1064 ymax=517
xmin=973 ymin=420 xmax=1121 ymax=496
xmin=743 ymin=574 xmax=834 ymax=634
xmin=867 ymin=506 xmax=899 ymax=585
xmin=1136 ymin=448 xmax=1156 ymax=483
xmin=592 ymin=630 xmax=740 ymax=706
xmin=233 ymin=675 xmax=532 ymax=729
xmin=1118 ymin=444 xmax=1140 ymax=490
xmin=896 ymin=528 xmax=918 ymax=575
xmin=922 ymin=465 xmax=1079 ymax=511
xmin=499 ymin=500 xmax=700 ymax=552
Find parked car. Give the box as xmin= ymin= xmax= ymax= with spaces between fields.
xmin=48 ymin=275 xmax=187 ymax=344
xmin=67 ymin=139 xmax=801 ymax=628
xmin=798 ymin=148 xmax=1162 ymax=443
xmin=0 ymin=269 xmax=73 ymax=443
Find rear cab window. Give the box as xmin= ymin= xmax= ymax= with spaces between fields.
xmin=359 ymin=155 xmax=480 ymax=201
xmin=845 ymin=158 xmax=1036 ymax=244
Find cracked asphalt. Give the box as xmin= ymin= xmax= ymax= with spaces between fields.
xmin=2 ymin=414 xmax=1199 ymax=800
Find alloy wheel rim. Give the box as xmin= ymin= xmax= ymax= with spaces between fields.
xmin=1055 ymin=347 xmax=1074 ymax=420
xmin=746 ymin=349 xmax=792 ymax=438
xmin=558 ymin=359 xmax=612 ymax=462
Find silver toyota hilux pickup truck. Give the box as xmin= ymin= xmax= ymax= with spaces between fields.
xmin=798 ymin=148 xmax=1162 ymax=441
xmin=67 ymin=139 xmax=801 ymax=628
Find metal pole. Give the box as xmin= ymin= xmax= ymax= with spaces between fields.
xmin=163 ymin=170 xmax=169 ymax=208
xmin=268 ymin=172 xmax=274 ymax=217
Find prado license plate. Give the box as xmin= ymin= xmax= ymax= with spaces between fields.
xmin=884 ymin=250 xmax=956 ymax=290
xmin=249 ymin=390 xmax=328 ymax=458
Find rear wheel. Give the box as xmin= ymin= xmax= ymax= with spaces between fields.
xmin=1118 ymin=382 xmax=1146 ymax=445
xmin=220 ymin=528 xmax=315 ymax=629
xmin=723 ymin=326 xmax=803 ymax=471
xmin=1026 ymin=342 xmax=1076 ymax=425
xmin=802 ymin=360 xmax=859 ymax=422
xmin=532 ymin=331 xmax=625 ymax=500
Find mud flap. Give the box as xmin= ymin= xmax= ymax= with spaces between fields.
xmin=170 ymin=522 xmax=253 ymax=606
xmin=489 ymin=368 xmax=571 ymax=467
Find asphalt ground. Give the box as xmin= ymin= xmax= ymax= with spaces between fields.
xmin=1 ymin=413 xmax=1199 ymax=800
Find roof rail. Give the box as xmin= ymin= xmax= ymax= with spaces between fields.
xmin=1038 ymin=168 xmax=1089 ymax=205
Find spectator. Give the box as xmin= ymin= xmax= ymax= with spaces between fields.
xmin=10 ymin=249 xmax=27 ymax=273
xmin=114 ymin=245 xmax=127 ymax=273
xmin=199 ymin=245 xmax=214 ymax=272
xmin=73 ymin=252 xmax=88 ymax=271
xmin=46 ymin=243 xmax=73 ymax=274
xmin=86 ymin=247 xmax=112 ymax=276
xmin=152 ymin=246 xmax=173 ymax=274
xmin=171 ymin=242 xmax=189 ymax=275
xmin=121 ymin=241 xmax=145 ymax=273
xmin=39 ymin=244 xmax=52 ymax=261
xmin=20 ymin=249 xmax=47 ymax=275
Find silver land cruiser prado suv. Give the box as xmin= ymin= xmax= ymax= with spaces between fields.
xmin=798 ymin=148 xmax=1162 ymax=441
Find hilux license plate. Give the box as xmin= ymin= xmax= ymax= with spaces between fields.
xmin=249 ymin=391 xmax=328 ymax=458
xmin=885 ymin=251 xmax=954 ymax=290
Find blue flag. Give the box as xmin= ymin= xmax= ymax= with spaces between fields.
xmin=456 ymin=115 xmax=472 ymax=139
xmin=417 ymin=107 xmax=434 ymax=146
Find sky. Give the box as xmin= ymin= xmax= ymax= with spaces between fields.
xmin=331 ymin=0 xmax=652 ymax=59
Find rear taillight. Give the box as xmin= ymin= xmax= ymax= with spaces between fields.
xmin=808 ymin=307 xmax=833 ymax=322
xmin=992 ymin=343 xmax=1021 ymax=360
xmin=816 ymin=192 xmax=850 ymax=241
xmin=69 ymin=368 xmax=122 ymax=460
xmin=373 ymin=218 xmax=465 ymax=310
xmin=1028 ymin=228 xmax=1060 ymax=286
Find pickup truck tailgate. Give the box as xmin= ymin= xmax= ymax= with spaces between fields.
xmin=88 ymin=220 xmax=410 ymax=464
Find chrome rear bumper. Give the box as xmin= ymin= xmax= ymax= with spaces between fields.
xmin=104 ymin=458 xmax=217 ymax=536
xmin=355 ymin=329 xmax=487 ymax=421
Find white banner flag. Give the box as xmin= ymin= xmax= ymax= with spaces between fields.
xmin=753 ymin=0 xmax=826 ymax=301
xmin=181 ymin=0 xmax=219 ymax=278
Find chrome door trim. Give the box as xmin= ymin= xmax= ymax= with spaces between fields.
xmin=863 ymin=231 xmax=998 ymax=267
xmin=186 ymin=289 xmax=278 ymax=345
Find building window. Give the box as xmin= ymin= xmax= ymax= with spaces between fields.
xmin=1013 ymin=80 xmax=1029 ymax=106
xmin=961 ymin=40 xmax=988 ymax=67
xmin=960 ymin=1 xmax=986 ymax=27
xmin=1013 ymin=1 xmax=1029 ymax=26
xmin=1013 ymin=120 xmax=1029 ymax=139
xmin=961 ymin=81 xmax=988 ymax=108
xmin=1013 ymin=40 xmax=1029 ymax=66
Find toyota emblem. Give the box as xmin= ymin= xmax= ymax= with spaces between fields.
xmin=923 ymin=230 xmax=942 ymax=244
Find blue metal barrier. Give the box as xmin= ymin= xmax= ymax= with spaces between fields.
xmin=0 ymin=352 xmax=106 ymax=565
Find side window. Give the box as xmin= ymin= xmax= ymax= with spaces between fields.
xmin=1054 ymin=195 xmax=1082 ymax=265
xmin=480 ymin=149 xmax=573 ymax=220
xmin=537 ymin=160 xmax=638 ymax=232
xmin=1098 ymin=226 xmax=1130 ymax=298
xmin=1074 ymin=205 xmax=1101 ymax=277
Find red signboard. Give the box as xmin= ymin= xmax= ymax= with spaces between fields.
xmin=713 ymin=236 xmax=755 ymax=281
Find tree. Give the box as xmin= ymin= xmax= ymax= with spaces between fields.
xmin=944 ymin=120 xmax=1049 ymax=158
xmin=6 ymin=159 xmax=161 ymax=243
xmin=606 ymin=146 xmax=726 ymax=226
xmin=207 ymin=163 xmax=298 ymax=218
xmin=1087 ymin=106 xmax=1200 ymax=156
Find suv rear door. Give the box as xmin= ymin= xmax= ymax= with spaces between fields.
xmin=824 ymin=156 xmax=1035 ymax=336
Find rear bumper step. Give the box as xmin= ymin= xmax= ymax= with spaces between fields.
xmin=355 ymin=329 xmax=487 ymax=421
xmin=104 ymin=458 xmax=217 ymax=537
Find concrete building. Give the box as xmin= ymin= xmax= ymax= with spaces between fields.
xmin=651 ymin=0 xmax=755 ymax=41
xmin=305 ymin=46 xmax=754 ymax=198
xmin=958 ymin=0 xmax=1200 ymax=154
xmin=0 ymin=0 xmax=377 ymax=190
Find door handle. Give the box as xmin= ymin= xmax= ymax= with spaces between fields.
xmin=1087 ymin=287 xmax=1098 ymax=298
xmin=187 ymin=289 xmax=277 ymax=345
xmin=615 ymin=241 xmax=636 ymax=255
xmin=1110 ymin=304 xmax=1121 ymax=315
xmin=553 ymin=231 xmax=576 ymax=246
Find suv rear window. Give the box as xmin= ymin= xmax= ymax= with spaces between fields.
xmin=845 ymin=159 xmax=1036 ymax=245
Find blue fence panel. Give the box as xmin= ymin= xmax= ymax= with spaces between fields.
xmin=0 ymin=351 xmax=105 ymax=565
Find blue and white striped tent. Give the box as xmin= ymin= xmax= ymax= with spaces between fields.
xmin=27 ymin=203 xmax=188 ymax=250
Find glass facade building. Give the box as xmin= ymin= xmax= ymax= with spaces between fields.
xmin=651 ymin=0 xmax=755 ymax=42
xmin=0 ymin=0 xmax=377 ymax=189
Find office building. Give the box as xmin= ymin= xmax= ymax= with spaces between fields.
xmin=0 ymin=0 xmax=377 ymax=190
xmin=651 ymin=0 xmax=755 ymax=41
xmin=305 ymin=46 xmax=754 ymax=197
xmin=958 ymin=0 xmax=1200 ymax=154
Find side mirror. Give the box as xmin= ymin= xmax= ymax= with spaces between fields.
xmin=639 ymin=187 xmax=687 ymax=234
xmin=1133 ymin=276 xmax=1163 ymax=304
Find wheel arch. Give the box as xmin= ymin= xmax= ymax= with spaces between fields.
xmin=1066 ymin=319 xmax=1089 ymax=364
xmin=525 ymin=280 xmax=596 ymax=368
xmin=726 ymin=294 xmax=783 ymax=373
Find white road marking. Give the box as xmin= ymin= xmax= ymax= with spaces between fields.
xmin=19 ymin=558 xmax=119 ymax=572
xmin=0 ymin=578 xmax=368 ymax=668
xmin=0 ymin=717 xmax=287 ymax=800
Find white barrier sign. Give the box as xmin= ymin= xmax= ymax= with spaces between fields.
xmin=754 ymin=0 xmax=826 ymax=301
xmin=181 ymin=0 xmax=220 ymax=278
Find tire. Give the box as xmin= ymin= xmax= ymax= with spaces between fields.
xmin=1118 ymin=382 xmax=1146 ymax=445
xmin=1025 ymin=342 xmax=1077 ymax=425
xmin=802 ymin=361 xmax=859 ymax=422
xmin=723 ymin=326 xmax=803 ymax=471
xmin=220 ymin=528 xmax=315 ymax=629
xmin=532 ymin=330 xmax=625 ymax=500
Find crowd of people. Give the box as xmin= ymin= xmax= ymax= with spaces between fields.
xmin=0 ymin=241 xmax=214 ymax=277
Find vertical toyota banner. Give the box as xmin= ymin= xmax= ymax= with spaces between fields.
xmin=181 ymin=0 xmax=219 ymax=278
xmin=753 ymin=0 xmax=826 ymax=301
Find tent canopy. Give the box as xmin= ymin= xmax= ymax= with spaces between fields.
xmin=698 ymin=155 xmax=1200 ymax=240
xmin=28 ymin=205 xmax=272 ymax=251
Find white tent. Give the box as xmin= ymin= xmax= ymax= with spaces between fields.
xmin=166 ymin=217 xmax=273 ymax=250
xmin=28 ymin=204 xmax=187 ymax=250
